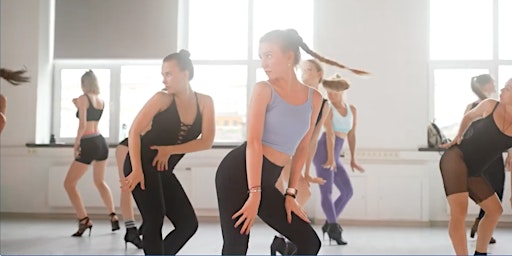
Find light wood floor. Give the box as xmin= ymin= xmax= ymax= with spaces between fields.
xmin=1 ymin=216 xmax=511 ymax=255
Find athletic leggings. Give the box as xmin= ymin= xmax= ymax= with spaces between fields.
xmin=124 ymin=151 xmax=198 ymax=255
xmin=477 ymin=156 xmax=505 ymax=219
xmin=313 ymin=133 xmax=353 ymax=223
xmin=215 ymin=142 xmax=321 ymax=255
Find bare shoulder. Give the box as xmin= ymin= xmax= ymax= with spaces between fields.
xmin=195 ymin=92 xmax=214 ymax=108
xmin=480 ymin=98 xmax=498 ymax=110
xmin=349 ymin=104 xmax=357 ymax=113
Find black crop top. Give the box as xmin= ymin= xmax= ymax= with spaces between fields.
xmin=76 ymin=94 xmax=104 ymax=121
xmin=140 ymin=93 xmax=203 ymax=170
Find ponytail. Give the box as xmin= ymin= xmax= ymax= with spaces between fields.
xmin=0 ymin=67 xmax=30 ymax=85
xmin=471 ymin=74 xmax=493 ymax=100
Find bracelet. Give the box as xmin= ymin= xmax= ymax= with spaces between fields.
xmin=248 ymin=186 xmax=262 ymax=193
xmin=284 ymin=192 xmax=296 ymax=199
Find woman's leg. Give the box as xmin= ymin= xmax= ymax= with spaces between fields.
xmin=125 ymin=154 xmax=165 ymax=255
xmin=475 ymin=194 xmax=502 ymax=254
xmin=92 ymin=160 xmax=116 ymax=214
xmin=162 ymin=172 xmax=198 ymax=254
xmin=332 ymin=138 xmax=352 ymax=217
xmin=63 ymin=161 xmax=90 ymax=219
xmin=313 ymin=135 xmax=337 ymax=223
xmin=116 ymin=145 xmax=137 ymax=222
xmin=216 ymin=145 xmax=251 ymax=255
xmin=447 ymin=193 xmax=469 ymax=256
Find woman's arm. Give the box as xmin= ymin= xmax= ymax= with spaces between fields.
xmin=323 ymin=108 xmax=335 ymax=169
xmin=304 ymin=101 xmax=330 ymax=183
xmin=74 ymin=95 xmax=88 ymax=156
xmin=124 ymin=91 xmax=168 ymax=191
xmin=288 ymin=90 xmax=322 ymax=189
xmin=347 ymin=105 xmax=364 ymax=172
xmin=0 ymin=94 xmax=6 ymax=134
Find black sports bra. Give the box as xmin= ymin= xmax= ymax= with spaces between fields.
xmin=76 ymin=94 xmax=104 ymax=121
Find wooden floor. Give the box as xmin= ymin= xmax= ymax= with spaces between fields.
xmin=1 ymin=216 xmax=511 ymax=255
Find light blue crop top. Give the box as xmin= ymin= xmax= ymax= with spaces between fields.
xmin=261 ymin=82 xmax=313 ymax=155
xmin=331 ymin=102 xmax=353 ymax=133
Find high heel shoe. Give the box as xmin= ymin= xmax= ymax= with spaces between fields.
xmin=110 ymin=212 xmax=120 ymax=231
xmin=326 ymin=223 xmax=347 ymax=245
xmin=71 ymin=216 xmax=93 ymax=237
xmin=270 ymin=236 xmax=297 ymax=255
xmin=321 ymin=220 xmax=329 ymax=240
xmin=124 ymin=227 xmax=143 ymax=249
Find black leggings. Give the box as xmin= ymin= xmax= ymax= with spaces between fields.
xmin=124 ymin=153 xmax=198 ymax=255
xmin=215 ymin=142 xmax=321 ymax=255
xmin=439 ymin=146 xmax=496 ymax=204
xmin=477 ymin=156 xmax=505 ymax=219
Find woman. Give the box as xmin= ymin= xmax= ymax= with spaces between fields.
xmin=121 ymin=50 xmax=215 ymax=255
xmin=464 ymin=74 xmax=505 ymax=244
xmin=215 ymin=29 xmax=368 ymax=255
xmin=0 ymin=67 xmax=30 ymax=134
xmin=440 ymin=78 xmax=512 ymax=255
xmin=271 ymin=59 xmax=332 ymax=254
xmin=313 ymin=74 xmax=364 ymax=245
xmin=63 ymin=70 xmax=119 ymax=237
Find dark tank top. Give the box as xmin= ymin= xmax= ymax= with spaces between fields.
xmin=458 ymin=102 xmax=512 ymax=174
xmin=315 ymin=99 xmax=328 ymax=126
xmin=76 ymin=94 xmax=103 ymax=121
xmin=140 ymin=93 xmax=202 ymax=170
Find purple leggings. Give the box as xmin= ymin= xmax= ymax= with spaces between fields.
xmin=313 ymin=133 xmax=353 ymax=223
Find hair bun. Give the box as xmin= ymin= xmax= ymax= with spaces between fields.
xmin=178 ymin=49 xmax=191 ymax=59
xmin=285 ymin=29 xmax=303 ymax=45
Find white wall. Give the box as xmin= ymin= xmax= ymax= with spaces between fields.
xmin=1 ymin=0 xmax=511 ymax=224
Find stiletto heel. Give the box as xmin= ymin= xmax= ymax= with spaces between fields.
xmin=321 ymin=220 xmax=328 ymax=240
xmin=71 ymin=216 xmax=93 ymax=237
xmin=124 ymin=227 xmax=143 ymax=249
xmin=109 ymin=212 xmax=120 ymax=231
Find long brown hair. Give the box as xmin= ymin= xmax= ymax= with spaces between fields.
xmin=470 ymin=74 xmax=493 ymax=100
xmin=260 ymin=29 xmax=370 ymax=76
xmin=0 ymin=67 xmax=30 ymax=85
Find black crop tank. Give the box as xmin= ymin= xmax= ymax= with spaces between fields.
xmin=140 ymin=93 xmax=202 ymax=169
xmin=76 ymin=94 xmax=104 ymax=121
xmin=458 ymin=102 xmax=512 ymax=175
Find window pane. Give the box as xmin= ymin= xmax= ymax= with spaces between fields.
xmin=252 ymin=0 xmax=313 ymax=59
xmin=434 ymin=69 xmax=489 ymax=140
xmin=119 ymin=65 xmax=162 ymax=140
xmin=59 ymin=69 xmax=110 ymax=138
xmin=430 ymin=0 xmax=493 ymax=60
xmin=193 ymin=65 xmax=247 ymax=143
xmin=498 ymin=65 xmax=512 ymax=90
xmin=499 ymin=0 xmax=512 ymax=59
xmin=188 ymin=0 xmax=248 ymax=60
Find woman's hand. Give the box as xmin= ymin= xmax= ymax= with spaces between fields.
xmin=232 ymin=193 xmax=260 ymax=235
xmin=284 ymin=195 xmax=310 ymax=224
xmin=150 ymin=145 xmax=173 ymax=171
xmin=350 ymin=160 xmax=365 ymax=173
xmin=322 ymin=158 xmax=336 ymax=171
xmin=72 ymin=98 xmax=78 ymax=107
xmin=121 ymin=170 xmax=145 ymax=192
xmin=441 ymin=135 xmax=462 ymax=148
xmin=305 ymin=174 xmax=326 ymax=185
xmin=73 ymin=144 xmax=80 ymax=158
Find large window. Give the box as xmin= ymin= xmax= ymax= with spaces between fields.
xmin=53 ymin=0 xmax=313 ymax=144
xmin=430 ymin=0 xmax=512 ymax=139
xmin=181 ymin=0 xmax=313 ymax=144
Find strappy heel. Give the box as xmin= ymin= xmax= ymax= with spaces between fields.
xmin=109 ymin=212 xmax=120 ymax=231
xmin=71 ymin=216 xmax=93 ymax=237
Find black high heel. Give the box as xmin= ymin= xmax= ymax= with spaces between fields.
xmin=326 ymin=223 xmax=347 ymax=245
xmin=321 ymin=220 xmax=329 ymax=240
xmin=270 ymin=236 xmax=297 ymax=255
xmin=110 ymin=212 xmax=120 ymax=231
xmin=71 ymin=216 xmax=93 ymax=237
xmin=124 ymin=227 xmax=143 ymax=249
xmin=470 ymin=218 xmax=480 ymax=238
xmin=137 ymin=222 xmax=144 ymax=236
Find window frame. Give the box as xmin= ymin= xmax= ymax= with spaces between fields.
xmin=428 ymin=0 xmax=512 ymax=129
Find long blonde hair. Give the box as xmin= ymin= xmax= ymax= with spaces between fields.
xmin=81 ymin=70 xmax=100 ymax=94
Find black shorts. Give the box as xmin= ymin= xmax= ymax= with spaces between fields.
xmin=75 ymin=134 xmax=109 ymax=164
